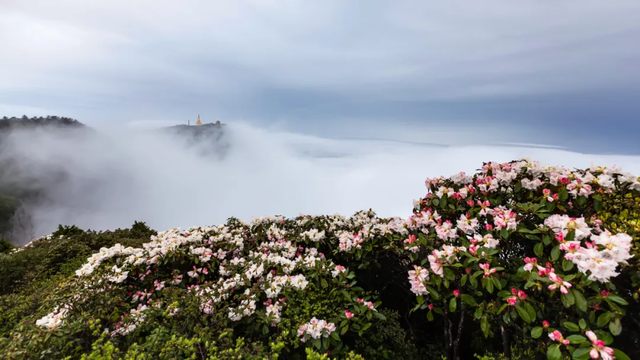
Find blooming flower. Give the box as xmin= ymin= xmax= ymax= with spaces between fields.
xmin=586 ymin=331 xmax=615 ymax=360
xmin=479 ymin=263 xmax=497 ymax=277
xmin=298 ymin=317 xmax=336 ymax=342
xmin=548 ymin=273 xmax=572 ymax=294
xmin=344 ymin=310 xmax=354 ymax=319
xmin=549 ymin=330 xmax=570 ymax=345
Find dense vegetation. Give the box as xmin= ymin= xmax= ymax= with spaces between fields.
xmin=1 ymin=159 xmax=639 ymax=359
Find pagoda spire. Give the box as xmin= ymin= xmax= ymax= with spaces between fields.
xmin=195 ymin=114 xmax=202 ymax=126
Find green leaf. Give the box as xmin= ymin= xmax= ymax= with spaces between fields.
xmin=480 ymin=316 xmax=489 ymax=337
xmin=534 ymin=242 xmax=544 ymax=257
xmin=566 ymin=334 xmax=586 ymax=344
xmin=607 ymin=294 xmax=629 ymax=306
xmin=562 ymin=259 xmax=574 ymax=271
xmin=444 ymin=268 xmax=455 ymax=281
xmin=426 ymin=286 xmax=440 ymax=300
xmin=470 ymin=276 xmax=478 ymax=288
xmin=485 ymin=278 xmax=494 ymax=293
xmin=563 ymin=321 xmax=579 ymax=332
xmin=531 ymin=326 xmax=543 ymax=339
xmin=474 ymin=307 xmax=483 ymax=320
xmin=546 ymin=201 xmax=556 ymax=212
xmin=461 ymin=294 xmax=478 ymax=307
xmin=561 ymin=291 xmax=575 ymax=307
xmin=449 ymin=297 xmax=457 ymax=312
xmin=322 ymin=337 xmax=329 ymax=350
xmin=579 ymin=319 xmax=587 ymax=329
xmin=612 ymin=349 xmax=631 ymax=360
xmin=331 ymin=331 xmax=340 ymax=341
xmin=594 ymin=198 xmax=602 ymax=212
xmin=577 ymin=195 xmax=586 ymax=206
xmin=595 ymin=330 xmax=613 ymax=345
xmin=547 ymin=344 xmax=561 ymax=360
xmin=573 ymin=289 xmax=587 ymax=312
xmin=524 ymin=302 xmax=536 ymax=322
xmin=609 ymin=317 xmax=622 ymax=336
xmin=559 ymin=187 xmax=568 ymax=201
xmin=597 ymin=312 xmax=612 ymax=327
xmin=311 ymin=338 xmax=322 ymax=349
xmin=427 ymin=311 xmax=434 ymax=322
xmin=550 ymin=246 xmax=560 ymax=261
xmin=503 ymin=312 xmax=511 ymax=325
xmin=340 ymin=325 xmax=349 ymax=335
xmin=493 ymin=276 xmax=503 ymax=290
xmin=461 ymin=274 xmax=468 ymax=287
xmin=572 ymin=348 xmax=591 ymax=360
xmin=374 ymin=312 xmax=386 ymax=321
xmin=321 ymin=278 xmax=328 ymax=288
xmin=516 ymin=305 xmax=532 ymax=323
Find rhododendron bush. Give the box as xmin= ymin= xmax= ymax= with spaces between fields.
xmin=0 ymin=158 xmax=639 ymax=360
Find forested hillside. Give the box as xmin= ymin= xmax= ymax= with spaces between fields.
xmin=0 ymin=116 xmax=87 ymax=242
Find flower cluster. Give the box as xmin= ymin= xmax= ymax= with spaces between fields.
xmin=35 ymin=303 xmax=71 ymax=329
xmin=297 ymin=317 xmax=336 ymax=343
xmin=41 ymin=210 xmax=394 ymax=338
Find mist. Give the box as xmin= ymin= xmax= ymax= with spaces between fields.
xmin=2 ymin=122 xmax=640 ymax=245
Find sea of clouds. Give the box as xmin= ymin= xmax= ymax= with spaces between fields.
xmin=2 ymin=121 xmax=640 ymax=244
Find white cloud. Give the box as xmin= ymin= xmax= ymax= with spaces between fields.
xmin=3 ymin=122 xmax=639 ymax=245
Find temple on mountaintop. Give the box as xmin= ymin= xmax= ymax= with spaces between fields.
xmin=187 ymin=114 xmax=225 ymax=126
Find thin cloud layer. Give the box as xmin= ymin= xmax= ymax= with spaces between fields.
xmin=3 ymin=123 xmax=640 ymax=245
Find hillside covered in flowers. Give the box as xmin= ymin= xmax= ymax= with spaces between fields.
xmin=1 ymin=159 xmax=639 ymax=360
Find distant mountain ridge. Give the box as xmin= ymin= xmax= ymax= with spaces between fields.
xmin=0 ymin=116 xmax=85 ymax=130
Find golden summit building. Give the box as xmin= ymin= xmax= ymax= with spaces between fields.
xmin=190 ymin=114 xmax=224 ymax=126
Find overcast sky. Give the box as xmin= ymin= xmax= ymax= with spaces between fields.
xmin=1 ymin=1 xmax=640 ymax=153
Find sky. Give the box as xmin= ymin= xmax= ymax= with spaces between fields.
xmin=1 ymin=1 xmax=640 ymax=153
xmin=2 ymin=1 xmax=640 ymax=242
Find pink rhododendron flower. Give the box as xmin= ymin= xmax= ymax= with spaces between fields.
xmin=479 ymin=263 xmax=497 ymax=277
xmin=586 ymin=331 xmax=615 ymax=360
xmin=549 ymin=330 xmax=570 ymax=345
xmin=548 ymin=273 xmax=572 ymax=294
xmin=344 ymin=310 xmax=354 ymax=319
xmin=523 ymin=257 xmax=537 ymax=272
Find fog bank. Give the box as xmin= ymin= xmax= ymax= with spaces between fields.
xmin=2 ymin=122 xmax=640 ymax=244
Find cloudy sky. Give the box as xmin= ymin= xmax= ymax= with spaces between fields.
xmin=1 ymin=1 xmax=640 ymax=153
